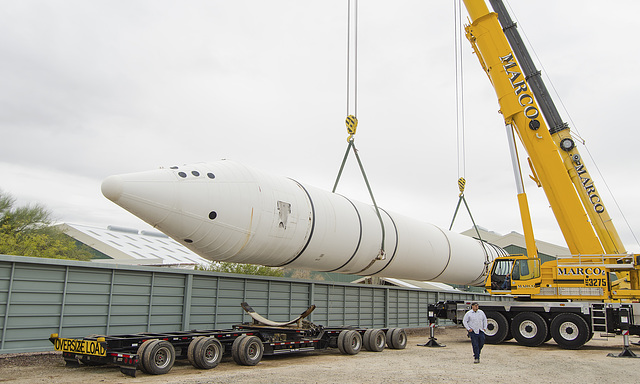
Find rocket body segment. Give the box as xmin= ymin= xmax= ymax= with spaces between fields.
xmin=102 ymin=160 xmax=501 ymax=286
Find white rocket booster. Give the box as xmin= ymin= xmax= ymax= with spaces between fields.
xmin=101 ymin=160 xmax=502 ymax=285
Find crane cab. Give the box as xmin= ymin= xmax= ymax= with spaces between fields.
xmin=486 ymin=255 xmax=541 ymax=296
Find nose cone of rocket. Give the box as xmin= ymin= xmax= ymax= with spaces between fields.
xmin=101 ymin=175 xmax=124 ymax=202
xmin=100 ymin=167 xmax=182 ymax=230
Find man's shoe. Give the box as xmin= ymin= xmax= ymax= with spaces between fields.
xmin=474 ymin=358 xmax=479 ymax=364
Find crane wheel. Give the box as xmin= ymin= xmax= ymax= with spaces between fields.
xmin=510 ymin=312 xmax=548 ymax=347
xmin=550 ymin=313 xmax=590 ymax=350
xmin=484 ymin=311 xmax=509 ymax=344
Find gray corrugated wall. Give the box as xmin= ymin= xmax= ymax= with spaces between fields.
xmin=0 ymin=254 xmax=497 ymax=354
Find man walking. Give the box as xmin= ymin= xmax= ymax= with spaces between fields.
xmin=462 ymin=302 xmax=488 ymax=364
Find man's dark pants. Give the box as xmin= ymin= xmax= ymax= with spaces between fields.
xmin=469 ymin=331 xmax=485 ymax=359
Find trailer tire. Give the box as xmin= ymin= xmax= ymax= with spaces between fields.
xmin=231 ymin=335 xmax=249 ymax=365
xmin=511 ymin=312 xmax=548 ymax=347
xmin=341 ymin=330 xmax=362 ymax=355
xmin=484 ymin=311 xmax=509 ymax=344
xmin=236 ymin=335 xmax=264 ymax=366
xmin=550 ymin=313 xmax=590 ymax=350
xmin=142 ymin=340 xmax=175 ymax=375
xmin=187 ymin=336 xmax=207 ymax=368
xmin=387 ymin=328 xmax=407 ymax=349
xmin=193 ymin=337 xmax=223 ymax=369
xmin=385 ymin=328 xmax=396 ymax=348
xmin=367 ymin=329 xmax=386 ymax=352
xmin=136 ymin=339 xmax=156 ymax=373
xmin=362 ymin=329 xmax=373 ymax=351
xmin=337 ymin=330 xmax=348 ymax=354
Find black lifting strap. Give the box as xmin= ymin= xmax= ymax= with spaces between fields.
xmin=333 ymin=115 xmax=386 ymax=261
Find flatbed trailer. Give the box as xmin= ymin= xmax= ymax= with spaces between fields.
xmin=49 ymin=303 xmax=407 ymax=377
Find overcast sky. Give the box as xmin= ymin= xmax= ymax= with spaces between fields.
xmin=2 ymin=0 xmax=639 ymax=253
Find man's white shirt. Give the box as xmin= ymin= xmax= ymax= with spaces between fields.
xmin=463 ymin=309 xmax=488 ymax=334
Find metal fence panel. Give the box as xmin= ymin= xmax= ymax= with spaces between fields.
xmin=0 ymin=255 xmax=499 ymax=354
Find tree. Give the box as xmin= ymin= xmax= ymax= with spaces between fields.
xmin=0 ymin=190 xmax=93 ymax=261
xmin=195 ymin=261 xmax=284 ymax=277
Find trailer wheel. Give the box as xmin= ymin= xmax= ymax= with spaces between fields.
xmin=484 ymin=311 xmax=509 ymax=344
xmin=136 ymin=339 xmax=156 ymax=373
xmin=142 ymin=340 xmax=176 ymax=375
xmin=511 ymin=312 xmax=548 ymax=347
xmin=341 ymin=330 xmax=362 ymax=355
xmin=362 ymin=329 xmax=373 ymax=351
xmin=193 ymin=337 xmax=224 ymax=369
xmin=385 ymin=328 xmax=396 ymax=348
xmin=187 ymin=336 xmax=207 ymax=368
xmin=367 ymin=329 xmax=386 ymax=352
xmin=386 ymin=328 xmax=407 ymax=349
xmin=337 ymin=330 xmax=348 ymax=354
xmin=550 ymin=313 xmax=590 ymax=350
xmin=231 ymin=335 xmax=249 ymax=365
xmin=236 ymin=335 xmax=264 ymax=366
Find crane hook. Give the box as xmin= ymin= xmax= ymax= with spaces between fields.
xmin=346 ymin=115 xmax=358 ymax=142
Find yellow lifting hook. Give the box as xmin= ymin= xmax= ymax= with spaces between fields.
xmin=458 ymin=177 xmax=466 ymax=196
xmin=345 ymin=115 xmax=358 ymax=141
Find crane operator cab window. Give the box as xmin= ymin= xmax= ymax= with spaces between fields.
xmin=490 ymin=257 xmax=542 ymax=292
xmin=490 ymin=259 xmax=514 ymax=291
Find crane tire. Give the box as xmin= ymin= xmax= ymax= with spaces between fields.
xmin=550 ymin=313 xmax=590 ymax=350
xmin=511 ymin=312 xmax=548 ymax=347
xmin=484 ymin=311 xmax=509 ymax=344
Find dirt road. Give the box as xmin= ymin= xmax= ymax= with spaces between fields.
xmin=1 ymin=327 xmax=638 ymax=384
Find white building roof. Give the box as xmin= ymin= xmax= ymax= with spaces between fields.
xmin=461 ymin=226 xmax=570 ymax=257
xmin=57 ymin=223 xmax=210 ymax=267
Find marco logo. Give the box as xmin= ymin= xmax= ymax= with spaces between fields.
xmin=557 ymin=267 xmax=606 ymax=276
xmin=499 ymin=52 xmax=540 ymax=122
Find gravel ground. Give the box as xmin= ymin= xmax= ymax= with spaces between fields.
xmin=1 ymin=327 xmax=639 ymax=384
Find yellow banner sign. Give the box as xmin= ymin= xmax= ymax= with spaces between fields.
xmin=53 ymin=338 xmax=106 ymax=357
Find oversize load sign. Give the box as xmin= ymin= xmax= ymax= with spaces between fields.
xmin=53 ymin=338 xmax=106 ymax=356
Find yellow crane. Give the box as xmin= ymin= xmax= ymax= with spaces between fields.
xmin=432 ymin=0 xmax=640 ymax=351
